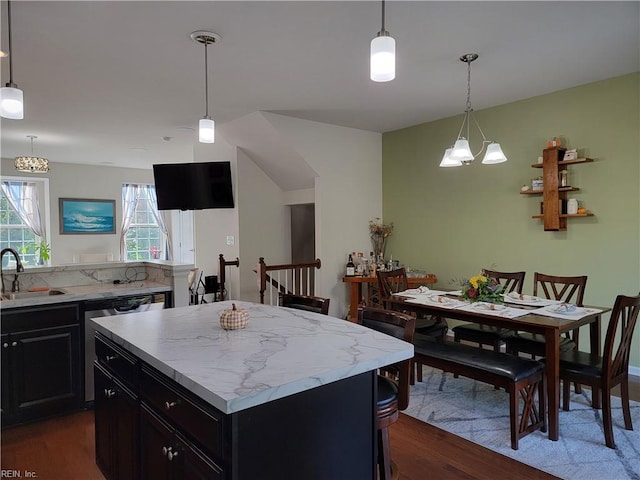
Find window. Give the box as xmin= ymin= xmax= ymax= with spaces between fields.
xmin=0 ymin=189 xmax=39 ymax=266
xmin=122 ymin=184 xmax=169 ymax=261
xmin=0 ymin=178 xmax=50 ymax=268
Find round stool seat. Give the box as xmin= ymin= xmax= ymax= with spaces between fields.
xmin=377 ymin=375 xmax=398 ymax=408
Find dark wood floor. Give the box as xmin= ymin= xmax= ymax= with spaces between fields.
xmin=2 ymin=378 xmax=639 ymax=480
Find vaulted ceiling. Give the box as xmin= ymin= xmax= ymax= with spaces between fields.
xmin=1 ymin=1 xmax=638 ymax=170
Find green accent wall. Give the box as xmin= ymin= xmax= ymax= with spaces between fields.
xmin=382 ymin=73 xmax=640 ymax=368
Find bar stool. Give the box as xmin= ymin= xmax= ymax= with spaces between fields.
xmin=357 ymin=306 xmax=415 ymax=480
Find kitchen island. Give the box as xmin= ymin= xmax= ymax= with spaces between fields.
xmin=91 ymin=300 xmax=413 ymax=480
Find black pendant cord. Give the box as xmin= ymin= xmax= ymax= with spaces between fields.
xmin=7 ymin=0 xmax=15 ymax=85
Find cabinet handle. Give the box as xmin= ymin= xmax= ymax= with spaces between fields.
xmin=2 ymin=343 xmax=7 ymax=348
xmin=11 ymin=341 xmax=17 ymax=347
xmin=162 ymin=446 xmax=172 ymax=457
xmin=165 ymin=400 xmax=180 ymax=410
xmin=104 ymin=389 xmax=116 ymax=398
xmin=105 ymin=354 xmax=118 ymax=362
xmin=167 ymin=450 xmax=179 ymax=461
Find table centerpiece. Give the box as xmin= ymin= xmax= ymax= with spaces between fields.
xmin=460 ymin=275 xmax=504 ymax=303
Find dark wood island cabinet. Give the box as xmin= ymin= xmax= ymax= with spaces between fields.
xmin=91 ymin=301 xmax=413 ymax=480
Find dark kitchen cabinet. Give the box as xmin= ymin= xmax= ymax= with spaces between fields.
xmin=1 ymin=304 xmax=82 ymax=427
xmin=140 ymin=404 xmax=223 ymax=480
xmin=94 ymin=363 xmax=138 ymax=480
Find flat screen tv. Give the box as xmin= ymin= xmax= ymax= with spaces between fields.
xmin=153 ymin=161 xmax=234 ymax=210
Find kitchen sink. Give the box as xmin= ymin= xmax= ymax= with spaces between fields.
xmin=1 ymin=288 xmax=67 ymax=301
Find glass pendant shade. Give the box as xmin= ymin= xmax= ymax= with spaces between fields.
xmin=481 ymin=142 xmax=508 ymax=164
xmin=199 ymin=117 xmax=215 ymax=143
xmin=370 ymin=35 xmax=396 ymax=82
xmin=450 ymin=139 xmax=474 ymax=162
xmin=439 ymin=148 xmax=462 ymax=167
xmin=1 ymin=86 xmax=24 ymax=119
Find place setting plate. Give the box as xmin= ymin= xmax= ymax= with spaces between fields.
xmin=534 ymin=303 xmax=606 ymax=320
xmin=503 ymin=292 xmax=560 ymax=307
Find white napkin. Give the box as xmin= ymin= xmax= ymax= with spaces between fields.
xmin=398 ymin=286 xmax=431 ymax=295
xmin=405 ymin=295 xmax=466 ymax=309
xmin=503 ymin=292 xmax=561 ymax=307
xmin=456 ymin=302 xmax=531 ymax=318
xmin=534 ymin=304 xmax=605 ymax=321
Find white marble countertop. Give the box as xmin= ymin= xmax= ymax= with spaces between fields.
xmin=0 ymin=281 xmax=172 ymax=309
xmin=91 ymin=300 xmax=414 ymax=414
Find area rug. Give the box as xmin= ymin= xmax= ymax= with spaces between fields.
xmin=404 ymin=367 xmax=640 ymax=480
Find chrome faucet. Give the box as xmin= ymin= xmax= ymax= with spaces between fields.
xmin=1 ymin=248 xmax=25 ymax=294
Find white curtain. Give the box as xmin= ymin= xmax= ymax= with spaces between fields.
xmin=143 ymin=185 xmax=172 ymax=260
xmin=120 ymin=183 xmax=141 ymax=260
xmin=1 ymin=181 xmax=46 ymax=241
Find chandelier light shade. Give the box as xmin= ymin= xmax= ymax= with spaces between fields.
xmin=1 ymin=0 xmax=24 ymax=120
xmin=482 ymin=142 xmax=508 ymax=164
xmin=15 ymin=136 xmax=49 ymax=173
xmin=191 ymin=31 xmax=220 ymax=144
xmin=439 ymin=148 xmax=462 ymax=168
xmin=440 ymin=53 xmax=507 ymax=167
xmin=370 ymin=0 xmax=395 ymax=82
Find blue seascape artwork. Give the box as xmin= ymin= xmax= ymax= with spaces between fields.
xmin=61 ymin=199 xmax=115 ymax=234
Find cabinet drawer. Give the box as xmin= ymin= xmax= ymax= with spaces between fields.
xmin=95 ymin=334 xmax=137 ymax=388
xmin=141 ymin=366 xmax=224 ymax=460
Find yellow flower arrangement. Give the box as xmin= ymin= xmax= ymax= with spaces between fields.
xmin=461 ymin=275 xmax=504 ymax=303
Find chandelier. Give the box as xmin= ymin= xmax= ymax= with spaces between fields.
xmin=15 ymin=136 xmax=49 ymax=173
xmin=440 ymin=54 xmax=507 ymax=167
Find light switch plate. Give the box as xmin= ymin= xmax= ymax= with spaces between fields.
xmin=226 ymin=235 xmax=235 ymax=246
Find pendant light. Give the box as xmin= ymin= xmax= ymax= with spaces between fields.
xmin=370 ymin=0 xmax=395 ymax=82
xmin=440 ymin=53 xmax=507 ymax=167
xmin=191 ymin=31 xmax=220 ymax=144
xmin=1 ymin=0 xmax=24 ymax=119
xmin=15 ymin=136 xmax=49 ymax=173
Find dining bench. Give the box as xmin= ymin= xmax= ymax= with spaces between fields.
xmin=413 ymin=334 xmax=546 ymax=450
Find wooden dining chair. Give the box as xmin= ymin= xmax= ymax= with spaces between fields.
xmin=279 ymin=293 xmax=330 ymax=315
xmin=452 ymin=269 xmax=526 ymax=351
xmin=377 ymin=268 xmax=447 ymax=339
xmin=378 ymin=268 xmax=447 ymax=384
xmin=357 ymin=306 xmax=415 ymax=480
xmin=506 ymin=273 xmax=588 ymax=358
xmin=555 ymin=293 xmax=640 ymax=448
xmin=506 ymin=272 xmax=588 ymax=396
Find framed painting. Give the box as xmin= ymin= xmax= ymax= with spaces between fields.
xmin=59 ymin=198 xmax=116 ymax=234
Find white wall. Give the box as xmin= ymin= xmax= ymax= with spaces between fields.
xmin=260 ymin=113 xmax=382 ymax=318
xmin=1 ymin=158 xmax=154 ymax=265
xmin=236 ymin=148 xmax=291 ymax=302
xmin=191 ymin=138 xmax=241 ymax=299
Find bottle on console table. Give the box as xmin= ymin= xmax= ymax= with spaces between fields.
xmin=346 ymin=254 xmax=356 ymax=277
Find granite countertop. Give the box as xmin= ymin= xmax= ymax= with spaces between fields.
xmin=91 ymin=300 xmax=414 ymax=414
xmin=0 ymin=281 xmax=172 ymax=309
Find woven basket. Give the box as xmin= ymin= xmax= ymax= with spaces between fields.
xmin=219 ymin=303 xmax=249 ymax=330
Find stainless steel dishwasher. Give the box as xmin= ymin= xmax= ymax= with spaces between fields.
xmin=83 ymin=294 xmax=166 ymax=402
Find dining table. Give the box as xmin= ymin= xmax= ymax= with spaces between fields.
xmin=385 ymin=292 xmax=609 ymax=442
xmin=342 ymin=273 xmax=437 ymax=321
